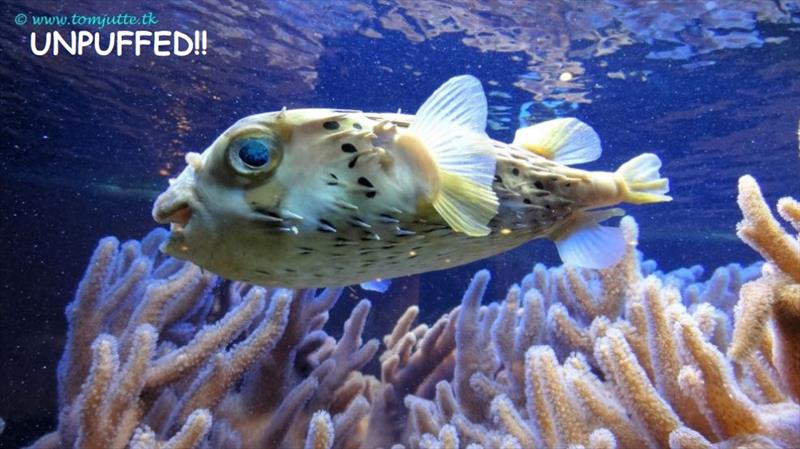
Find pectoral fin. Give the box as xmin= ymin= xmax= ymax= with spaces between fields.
xmin=434 ymin=172 xmax=500 ymax=236
xmin=408 ymin=75 xmax=499 ymax=236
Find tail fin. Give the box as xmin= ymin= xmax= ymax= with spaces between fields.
xmin=616 ymin=153 xmax=672 ymax=204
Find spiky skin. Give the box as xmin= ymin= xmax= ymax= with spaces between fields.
xmin=155 ymin=110 xmax=626 ymax=288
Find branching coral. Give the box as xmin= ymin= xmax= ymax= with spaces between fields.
xmin=730 ymin=175 xmax=800 ymax=402
xmin=385 ymin=215 xmax=798 ymax=449
xmin=26 ymin=229 xmax=377 ymax=449
xmin=26 ymin=177 xmax=800 ymax=449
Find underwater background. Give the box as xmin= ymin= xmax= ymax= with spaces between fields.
xmin=1 ymin=1 xmax=799 ymax=448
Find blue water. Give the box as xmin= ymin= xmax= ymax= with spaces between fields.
xmin=1 ymin=1 xmax=799 ymax=446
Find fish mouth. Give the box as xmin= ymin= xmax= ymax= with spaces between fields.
xmin=164 ymin=204 xmax=191 ymax=233
xmin=154 ymin=199 xmax=191 ymax=224
xmin=152 ymin=188 xmax=195 ymax=240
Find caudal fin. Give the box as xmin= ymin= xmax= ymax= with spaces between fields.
xmin=616 ymin=153 xmax=672 ymax=204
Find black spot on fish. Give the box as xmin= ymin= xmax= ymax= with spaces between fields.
xmin=565 ymin=182 xmax=571 ymax=187
xmin=494 ymin=175 xmax=503 ymax=183
xmin=358 ymin=177 xmax=373 ymax=188
xmin=327 ymin=181 xmax=339 ymax=186
xmin=349 ymin=155 xmax=359 ymax=168
xmin=330 ymin=173 xmax=338 ymax=180
xmin=353 ymin=123 xmax=363 ymax=130
xmin=523 ymin=198 xmax=532 ymax=204
xmin=323 ymin=121 xmax=340 ymax=130
xmin=255 ymin=269 xmax=271 ymax=275
xmin=512 ymin=168 xmax=520 ymax=176
xmin=341 ymin=143 xmax=357 ymax=153
xmin=366 ymin=191 xmax=377 ymax=198
xmin=284 ymin=268 xmax=296 ymax=273
xmin=534 ymin=181 xmax=544 ymax=189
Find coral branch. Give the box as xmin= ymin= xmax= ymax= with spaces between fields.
xmin=736 ymin=175 xmax=800 ymax=282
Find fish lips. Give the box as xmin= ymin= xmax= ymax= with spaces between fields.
xmin=152 ymin=183 xmax=202 ymax=253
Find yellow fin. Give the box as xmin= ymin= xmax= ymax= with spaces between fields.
xmin=405 ymin=75 xmax=500 ymax=236
xmin=550 ymin=210 xmax=627 ymax=268
xmin=513 ymin=118 xmax=601 ymax=165
xmin=433 ymin=172 xmax=499 ymax=236
xmin=616 ymin=153 xmax=672 ymax=204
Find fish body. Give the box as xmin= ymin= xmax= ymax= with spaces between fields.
xmin=153 ymin=76 xmax=670 ymax=288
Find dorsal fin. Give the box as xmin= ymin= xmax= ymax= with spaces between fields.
xmin=513 ymin=118 xmax=601 ymax=165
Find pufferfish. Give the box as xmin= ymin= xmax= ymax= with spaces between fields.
xmin=153 ymin=75 xmax=671 ymax=290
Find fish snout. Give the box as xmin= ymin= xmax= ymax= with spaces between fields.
xmin=152 ymin=183 xmax=194 ymax=227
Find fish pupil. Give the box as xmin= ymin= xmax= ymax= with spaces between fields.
xmin=239 ymin=140 xmax=270 ymax=167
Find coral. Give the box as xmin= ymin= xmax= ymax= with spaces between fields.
xmin=26 ymin=229 xmax=376 ymax=449
xmin=382 ymin=215 xmax=798 ymax=449
xmin=730 ymin=176 xmax=800 ymax=402
xmin=25 ymin=177 xmax=800 ymax=449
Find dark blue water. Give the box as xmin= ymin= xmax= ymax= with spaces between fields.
xmin=1 ymin=1 xmax=799 ymax=447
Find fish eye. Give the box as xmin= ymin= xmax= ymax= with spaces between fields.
xmin=228 ymin=136 xmax=280 ymax=175
xmin=239 ymin=139 xmax=270 ymax=167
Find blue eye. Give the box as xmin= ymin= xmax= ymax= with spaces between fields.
xmin=228 ymin=134 xmax=282 ymax=176
xmin=238 ymin=139 xmax=271 ymax=168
